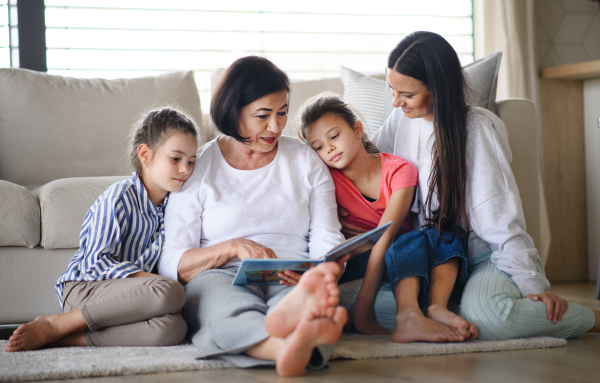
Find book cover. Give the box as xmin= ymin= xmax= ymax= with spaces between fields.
xmin=231 ymin=221 xmax=392 ymax=285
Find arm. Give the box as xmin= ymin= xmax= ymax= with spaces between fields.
xmin=349 ymin=187 xmax=415 ymax=334
xmin=79 ymin=197 xmax=142 ymax=280
xmin=466 ymin=112 xmax=549 ymax=297
xmin=306 ymin=150 xmax=346 ymax=258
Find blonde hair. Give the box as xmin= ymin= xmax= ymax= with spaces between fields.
xmin=296 ymin=92 xmax=379 ymax=155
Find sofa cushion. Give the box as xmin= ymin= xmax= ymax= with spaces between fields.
xmin=463 ymin=52 xmax=502 ymax=114
xmin=340 ymin=66 xmax=387 ymax=138
xmin=0 ymin=69 xmax=205 ymax=189
xmin=0 ymin=181 xmax=40 ymax=248
xmin=32 ymin=176 xmax=129 ymax=250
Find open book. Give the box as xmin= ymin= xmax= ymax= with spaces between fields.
xmin=231 ymin=221 xmax=392 ymax=285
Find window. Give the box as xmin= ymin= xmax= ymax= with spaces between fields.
xmin=43 ymin=0 xmax=473 ymax=109
xmin=0 ymin=0 xmax=10 ymax=67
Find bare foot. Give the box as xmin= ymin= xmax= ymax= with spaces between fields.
xmin=427 ymin=304 xmax=477 ymax=339
xmin=265 ymin=262 xmax=340 ymax=339
xmin=4 ymin=311 xmax=87 ymax=352
xmin=391 ymin=308 xmax=465 ymax=343
xmin=276 ymin=306 xmax=347 ymax=377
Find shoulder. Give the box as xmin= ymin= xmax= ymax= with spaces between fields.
xmin=278 ymin=135 xmax=324 ymax=167
xmin=380 ymin=153 xmax=416 ymax=172
xmin=465 ymin=107 xmax=510 ymax=154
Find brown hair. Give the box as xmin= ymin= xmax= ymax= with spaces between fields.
xmin=296 ymin=92 xmax=379 ymax=155
xmin=388 ymin=31 xmax=470 ymax=237
xmin=129 ymin=106 xmax=199 ymax=176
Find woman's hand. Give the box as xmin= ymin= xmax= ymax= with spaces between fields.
xmin=526 ymin=292 xmax=569 ymax=323
xmin=338 ymin=206 xmax=367 ymax=239
xmin=278 ymin=270 xmax=302 ymax=286
xmin=346 ymin=298 xmax=390 ymax=335
xmin=229 ymin=239 xmax=277 ymax=260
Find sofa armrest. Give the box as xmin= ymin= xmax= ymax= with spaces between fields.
xmin=0 ymin=180 xmax=40 ymax=248
xmin=495 ymin=98 xmax=542 ymax=251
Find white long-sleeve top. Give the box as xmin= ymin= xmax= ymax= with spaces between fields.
xmin=158 ymin=136 xmax=345 ymax=282
xmin=372 ymin=106 xmax=550 ymax=297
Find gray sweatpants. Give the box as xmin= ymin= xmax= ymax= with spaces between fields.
xmin=183 ymin=267 xmax=335 ymax=369
xmin=62 ymin=276 xmax=187 ymax=347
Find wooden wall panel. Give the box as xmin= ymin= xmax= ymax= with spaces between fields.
xmin=540 ymin=79 xmax=588 ymax=282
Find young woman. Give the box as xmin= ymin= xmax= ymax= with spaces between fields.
xmin=342 ymin=31 xmax=599 ymax=340
xmin=5 ymin=107 xmax=199 ymax=352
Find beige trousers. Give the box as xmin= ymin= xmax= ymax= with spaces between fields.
xmin=62 ymin=276 xmax=187 ymax=347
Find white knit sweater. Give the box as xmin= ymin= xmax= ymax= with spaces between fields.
xmin=158 ymin=136 xmax=345 ymax=282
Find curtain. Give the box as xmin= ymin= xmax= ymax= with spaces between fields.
xmin=473 ymin=0 xmax=551 ymax=265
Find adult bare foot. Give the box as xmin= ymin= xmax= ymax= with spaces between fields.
xmin=265 ymin=262 xmax=340 ymax=338
xmin=427 ymin=304 xmax=477 ymax=339
xmin=276 ymin=306 xmax=347 ymax=377
xmin=4 ymin=311 xmax=87 ymax=352
xmin=391 ymin=308 xmax=465 ymax=343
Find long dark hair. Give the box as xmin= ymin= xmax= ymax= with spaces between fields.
xmin=210 ymin=56 xmax=290 ymax=143
xmin=388 ymin=31 xmax=470 ymax=236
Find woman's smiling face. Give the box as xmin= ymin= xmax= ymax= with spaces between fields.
xmin=387 ymin=69 xmax=434 ymax=122
xmin=238 ymin=90 xmax=288 ymax=153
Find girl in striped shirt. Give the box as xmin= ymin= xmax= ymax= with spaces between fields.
xmin=5 ymin=107 xmax=199 ymax=352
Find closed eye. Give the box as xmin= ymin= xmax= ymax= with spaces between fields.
xmin=313 ymin=145 xmax=323 ymax=151
xmin=331 ymin=134 xmax=339 ymax=140
xmin=277 ymin=111 xmax=287 ymax=117
xmin=171 ymin=157 xmax=180 ymax=162
xmin=257 ymin=115 xmax=268 ymax=120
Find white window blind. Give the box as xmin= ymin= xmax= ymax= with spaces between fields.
xmin=0 ymin=0 xmax=10 ymax=68
xmin=44 ymin=0 xmax=474 ymax=109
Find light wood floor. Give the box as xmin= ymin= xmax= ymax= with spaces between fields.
xmin=22 ymin=283 xmax=600 ymax=383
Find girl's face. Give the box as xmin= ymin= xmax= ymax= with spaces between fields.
xmin=388 ymin=69 xmax=434 ymax=122
xmin=305 ymin=113 xmax=363 ymax=170
xmin=237 ymin=90 xmax=288 ymax=153
xmin=141 ymin=132 xmax=198 ymax=202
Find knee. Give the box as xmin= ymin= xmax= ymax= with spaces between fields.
xmin=149 ymin=277 xmax=187 ymax=315
xmin=146 ymin=314 xmax=188 ymax=346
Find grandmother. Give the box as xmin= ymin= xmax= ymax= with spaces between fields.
xmin=157 ymin=56 xmax=347 ymax=376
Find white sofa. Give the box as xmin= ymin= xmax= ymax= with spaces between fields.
xmin=0 ymin=64 xmax=542 ymax=325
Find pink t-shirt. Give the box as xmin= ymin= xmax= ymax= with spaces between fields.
xmin=330 ymin=152 xmax=418 ymax=234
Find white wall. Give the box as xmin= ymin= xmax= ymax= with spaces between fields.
xmin=536 ymin=0 xmax=600 ymax=68
xmin=583 ymin=79 xmax=600 ymax=281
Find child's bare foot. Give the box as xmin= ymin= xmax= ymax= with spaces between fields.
xmin=265 ymin=262 xmax=340 ymax=338
xmin=276 ymin=306 xmax=347 ymax=377
xmin=427 ymin=304 xmax=477 ymax=339
xmin=391 ymin=308 xmax=465 ymax=343
xmin=5 ymin=316 xmax=68 ymax=352
xmin=4 ymin=311 xmax=87 ymax=352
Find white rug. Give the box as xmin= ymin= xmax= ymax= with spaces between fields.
xmin=0 ymin=335 xmax=566 ymax=382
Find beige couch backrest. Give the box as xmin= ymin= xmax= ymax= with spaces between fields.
xmin=0 ymin=69 xmax=205 ymax=189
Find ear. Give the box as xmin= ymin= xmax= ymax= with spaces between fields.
xmin=137 ymin=143 xmax=152 ymax=167
xmin=353 ymin=120 xmax=364 ymax=140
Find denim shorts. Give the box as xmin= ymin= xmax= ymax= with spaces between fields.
xmin=339 ymin=227 xmax=469 ymax=310
xmin=385 ymin=227 xmax=469 ymax=308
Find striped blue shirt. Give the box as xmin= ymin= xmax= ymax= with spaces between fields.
xmin=55 ymin=172 xmax=169 ymax=308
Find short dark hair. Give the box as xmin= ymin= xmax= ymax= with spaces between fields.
xmin=210 ymin=56 xmax=290 ymax=143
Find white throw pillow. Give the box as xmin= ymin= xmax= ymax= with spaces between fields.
xmin=340 ymin=66 xmax=387 ymax=138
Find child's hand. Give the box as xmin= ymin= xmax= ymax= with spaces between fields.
xmin=338 ymin=206 xmax=367 ymax=238
xmin=278 ymin=271 xmax=302 ymax=286
xmin=526 ymin=292 xmax=569 ymax=324
xmin=347 ymin=299 xmax=390 ymax=335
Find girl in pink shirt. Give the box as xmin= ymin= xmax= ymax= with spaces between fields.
xmin=294 ymin=92 xmax=476 ymax=343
